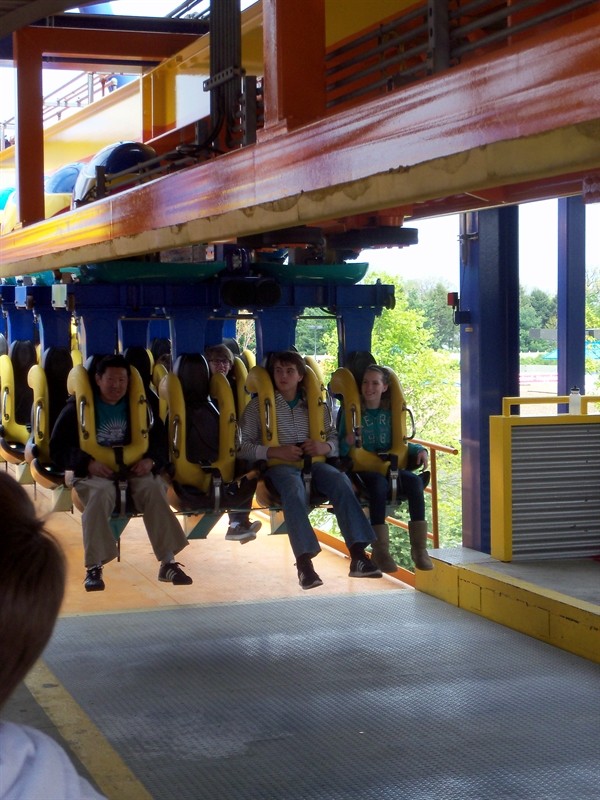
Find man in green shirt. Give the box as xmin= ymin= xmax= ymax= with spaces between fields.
xmin=51 ymin=354 xmax=192 ymax=592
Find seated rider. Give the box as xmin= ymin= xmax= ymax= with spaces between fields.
xmin=238 ymin=350 xmax=382 ymax=590
xmin=204 ymin=343 xmax=262 ymax=544
xmin=338 ymin=364 xmax=433 ymax=571
xmin=50 ymin=354 xmax=193 ymax=592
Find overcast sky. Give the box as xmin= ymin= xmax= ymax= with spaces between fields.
xmin=359 ymin=201 xmax=600 ymax=295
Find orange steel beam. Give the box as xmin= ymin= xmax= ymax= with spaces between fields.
xmin=261 ymin=0 xmax=326 ymax=133
xmin=16 ymin=25 xmax=201 ymax=65
xmin=3 ymin=11 xmax=600 ymax=273
xmin=13 ymin=30 xmax=45 ymax=227
xmin=12 ymin=25 xmax=201 ymax=228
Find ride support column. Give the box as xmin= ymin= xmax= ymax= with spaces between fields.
xmin=459 ymin=207 xmax=520 ymax=553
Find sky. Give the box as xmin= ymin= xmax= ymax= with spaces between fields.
xmin=1 ymin=0 xmax=599 ymax=294
xmin=358 ymin=201 xmax=600 ymax=295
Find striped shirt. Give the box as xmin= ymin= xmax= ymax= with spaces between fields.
xmin=238 ymin=391 xmax=339 ymax=462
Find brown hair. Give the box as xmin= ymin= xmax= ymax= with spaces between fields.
xmin=361 ymin=364 xmax=392 ymax=409
xmin=0 ymin=473 xmax=66 ymax=709
xmin=204 ymin=344 xmax=235 ymax=367
xmin=269 ymin=350 xmax=307 ymax=379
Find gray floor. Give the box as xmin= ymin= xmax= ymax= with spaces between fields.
xmin=17 ymin=590 xmax=600 ymax=800
xmin=482 ymin=558 xmax=600 ymax=605
xmin=432 ymin=548 xmax=600 ymax=605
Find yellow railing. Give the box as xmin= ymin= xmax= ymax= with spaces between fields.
xmin=501 ymin=395 xmax=600 ymax=415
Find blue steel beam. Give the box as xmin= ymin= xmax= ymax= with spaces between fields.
xmin=49 ymin=278 xmax=394 ymax=362
xmin=1 ymin=286 xmax=36 ymax=343
xmin=557 ymin=196 xmax=586 ymax=401
xmin=459 ymin=207 xmax=520 ymax=552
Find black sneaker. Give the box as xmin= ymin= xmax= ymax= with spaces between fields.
xmin=158 ymin=561 xmax=193 ymax=585
xmin=84 ymin=565 xmax=105 ymax=592
xmin=225 ymin=520 xmax=262 ymax=544
xmin=296 ymin=560 xmax=323 ymax=590
xmin=349 ymin=555 xmax=382 ymax=578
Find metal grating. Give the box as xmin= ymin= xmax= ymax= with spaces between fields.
xmin=511 ymin=424 xmax=600 ymax=559
xmin=37 ymin=593 xmax=600 ymax=800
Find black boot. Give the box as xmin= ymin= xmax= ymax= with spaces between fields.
xmin=295 ymin=554 xmax=323 ymax=590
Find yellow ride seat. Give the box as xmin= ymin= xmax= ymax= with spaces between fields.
xmin=123 ymin=345 xmax=160 ymax=428
xmin=0 ymin=340 xmax=38 ymax=465
xmin=26 ymin=346 xmax=73 ymax=487
xmin=66 ymin=361 xmax=150 ymax=471
xmin=303 ymin=355 xmax=327 ymax=404
xmin=230 ymin=355 xmax=250 ymax=416
xmin=245 ymin=363 xmax=327 ymax=469
xmin=71 ymin=348 xmax=83 ymax=366
xmin=26 ymin=347 xmax=73 ymax=508
xmin=330 ymin=364 xmax=410 ymax=475
xmin=245 ymin=362 xmax=328 ymax=507
xmin=159 ymin=353 xmax=240 ymax=510
xmin=330 ymin=364 xmax=418 ymax=506
xmin=241 ymin=348 xmax=256 ymax=370
xmin=152 ymin=361 xmax=169 ymax=422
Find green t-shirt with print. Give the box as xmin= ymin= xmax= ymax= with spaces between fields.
xmin=94 ymin=396 xmax=128 ymax=447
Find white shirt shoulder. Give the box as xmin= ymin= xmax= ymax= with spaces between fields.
xmin=0 ymin=720 xmax=106 ymax=800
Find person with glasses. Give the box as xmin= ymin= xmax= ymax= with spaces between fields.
xmin=204 ymin=344 xmax=262 ymax=544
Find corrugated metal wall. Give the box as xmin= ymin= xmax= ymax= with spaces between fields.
xmin=511 ymin=424 xmax=600 ymax=558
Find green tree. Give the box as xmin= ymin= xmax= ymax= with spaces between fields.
xmin=295 ymin=312 xmax=336 ymax=356
xmin=235 ymin=318 xmax=257 ymax=352
xmin=530 ymin=288 xmax=556 ymax=327
xmin=405 ymin=279 xmax=459 ymax=350
xmin=520 ymin=286 xmax=556 ymax=352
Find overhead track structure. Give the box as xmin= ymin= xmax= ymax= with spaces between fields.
xmin=1 ymin=0 xmax=599 ymax=276
xmin=0 ymin=12 xmax=209 ymax=64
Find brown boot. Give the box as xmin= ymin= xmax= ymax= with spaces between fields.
xmin=370 ymin=524 xmax=398 ymax=573
xmin=408 ymin=520 xmax=434 ymax=571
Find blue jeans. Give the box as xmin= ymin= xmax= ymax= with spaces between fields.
xmin=226 ymin=475 xmax=258 ymax=526
xmin=357 ymin=470 xmax=425 ymax=525
xmin=266 ymin=462 xmax=376 ymax=559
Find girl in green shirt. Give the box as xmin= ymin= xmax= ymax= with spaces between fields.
xmin=339 ymin=365 xmax=433 ymax=572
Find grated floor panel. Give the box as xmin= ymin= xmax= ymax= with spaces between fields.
xmin=32 ymin=590 xmax=600 ymax=800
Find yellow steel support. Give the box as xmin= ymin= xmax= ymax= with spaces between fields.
xmin=490 ymin=395 xmax=600 ymax=562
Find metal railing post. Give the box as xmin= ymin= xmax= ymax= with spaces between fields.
xmin=427 ymin=0 xmax=450 ymax=74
